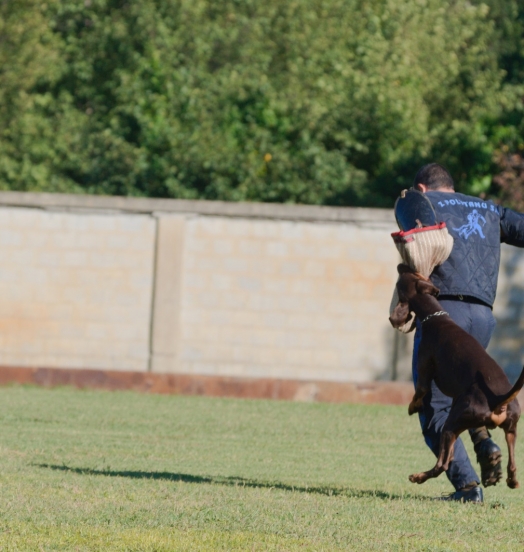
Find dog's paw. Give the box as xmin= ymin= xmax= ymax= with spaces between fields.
xmin=408 ymin=402 xmax=421 ymax=416
xmin=507 ymin=477 xmax=520 ymax=489
xmin=409 ymin=473 xmax=426 ymax=484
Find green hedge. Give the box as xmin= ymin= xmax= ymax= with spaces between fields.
xmin=1 ymin=0 xmax=523 ymax=206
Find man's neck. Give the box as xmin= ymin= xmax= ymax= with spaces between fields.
xmin=417 ymin=184 xmax=454 ymax=194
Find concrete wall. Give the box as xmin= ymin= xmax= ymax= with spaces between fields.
xmin=165 ymin=215 xmax=401 ymax=382
xmin=490 ymin=246 xmax=524 ymax=382
xmin=0 ymin=191 xmax=521 ymax=383
xmin=0 ymin=205 xmax=155 ymax=371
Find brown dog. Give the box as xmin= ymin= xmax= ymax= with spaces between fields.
xmin=390 ymin=263 xmax=524 ymax=489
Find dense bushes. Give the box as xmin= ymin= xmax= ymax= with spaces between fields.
xmin=1 ymin=0 xmax=523 ymax=207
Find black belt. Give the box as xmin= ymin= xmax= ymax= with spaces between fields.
xmin=438 ymin=294 xmax=492 ymax=308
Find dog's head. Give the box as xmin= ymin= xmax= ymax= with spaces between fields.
xmin=389 ymin=264 xmax=440 ymax=329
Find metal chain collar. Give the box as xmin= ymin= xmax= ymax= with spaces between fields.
xmin=421 ymin=310 xmax=449 ymax=325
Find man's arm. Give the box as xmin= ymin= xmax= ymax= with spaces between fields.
xmin=499 ymin=206 xmax=524 ymax=246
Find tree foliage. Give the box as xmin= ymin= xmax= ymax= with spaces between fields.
xmin=0 ymin=0 xmax=521 ymax=206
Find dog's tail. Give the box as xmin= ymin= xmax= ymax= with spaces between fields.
xmin=494 ymin=365 xmax=524 ymax=414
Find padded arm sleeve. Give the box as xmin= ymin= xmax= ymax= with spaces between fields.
xmin=499 ymin=207 xmax=524 ymax=247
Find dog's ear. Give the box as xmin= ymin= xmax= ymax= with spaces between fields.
xmin=416 ymin=278 xmax=440 ymax=297
xmin=389 ymin=301 xmax=412 ymax=329
xmin=397 ymin=263 xmax=413 ymax=275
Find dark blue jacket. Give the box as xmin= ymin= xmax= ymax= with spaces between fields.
xmin=426 ymin=191 xmax=524 ymax=306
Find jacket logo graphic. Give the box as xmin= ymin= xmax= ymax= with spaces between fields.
xmin=453 ymin=209 xmax=486 ymax=239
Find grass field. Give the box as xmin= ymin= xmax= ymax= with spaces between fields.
xmin=1 ymin=386 xmax=524 ymax=551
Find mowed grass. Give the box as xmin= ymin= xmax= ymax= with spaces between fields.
xmin=1 ymin=387 xmax=524 ymax=551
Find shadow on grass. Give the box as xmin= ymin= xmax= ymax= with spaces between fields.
xmin=36 ymin=463 xmax=431 ymax=501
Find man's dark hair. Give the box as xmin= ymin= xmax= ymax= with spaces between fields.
xmin=413 ymin=163 xmax=455 ymax=190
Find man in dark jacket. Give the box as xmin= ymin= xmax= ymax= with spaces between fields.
xmin=411 ymin=163 xmax=524 ymax=503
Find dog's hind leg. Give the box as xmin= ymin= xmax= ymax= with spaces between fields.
xmin=504 ymin=429 xmax=519 ymax=489
xmin=409 ymin=429 xmax=458 ymax=484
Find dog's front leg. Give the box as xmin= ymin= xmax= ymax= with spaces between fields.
xmin=408 ymin=389 xmax=426 ymax=416
xmin=504 ymin=429 xmax=519 ymax=489
xmin=409 ymin=429 xmax=457 ymax=484
xmin=409 ymin=354 xmax=433 ymax=416
xmin=408 ymin=378 xmax=431 ymax=416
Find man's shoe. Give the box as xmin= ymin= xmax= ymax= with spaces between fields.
xmin=475 ymin=438 xmax=502 ymax=487
xmin=440 ymin=485 xmax=484 ymax=504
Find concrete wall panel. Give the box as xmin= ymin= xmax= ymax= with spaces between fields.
xmin=176 ymin=216 xmax=400 ymax=381
xmin=0 ymin=206 xmax=155 ymax=371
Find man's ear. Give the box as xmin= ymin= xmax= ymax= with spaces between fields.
xmin=389 ymin=301 xmax=412 ymax=329
xmin=416 ymin=278 xmax=440 ymax=297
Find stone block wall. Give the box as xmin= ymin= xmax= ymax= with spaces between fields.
xmin=489 ymin=244 xmax=524 ymax=382
xmin=0 ymin=205 xmax=155 ymax=371
xmin=172 ymin=216 xmax=399 ymax=381
xmin=2 ymin=191 xmax=522 ymax=384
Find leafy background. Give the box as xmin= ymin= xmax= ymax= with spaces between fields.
xmin=2 ymin=0 xmax=524 ymax=208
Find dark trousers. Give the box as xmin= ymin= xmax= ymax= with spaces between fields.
xmin=412 ymin=298 xmax=496 ymax=491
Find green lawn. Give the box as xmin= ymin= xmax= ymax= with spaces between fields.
xmin=1 ymin=386 xmax=524 ymax=551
